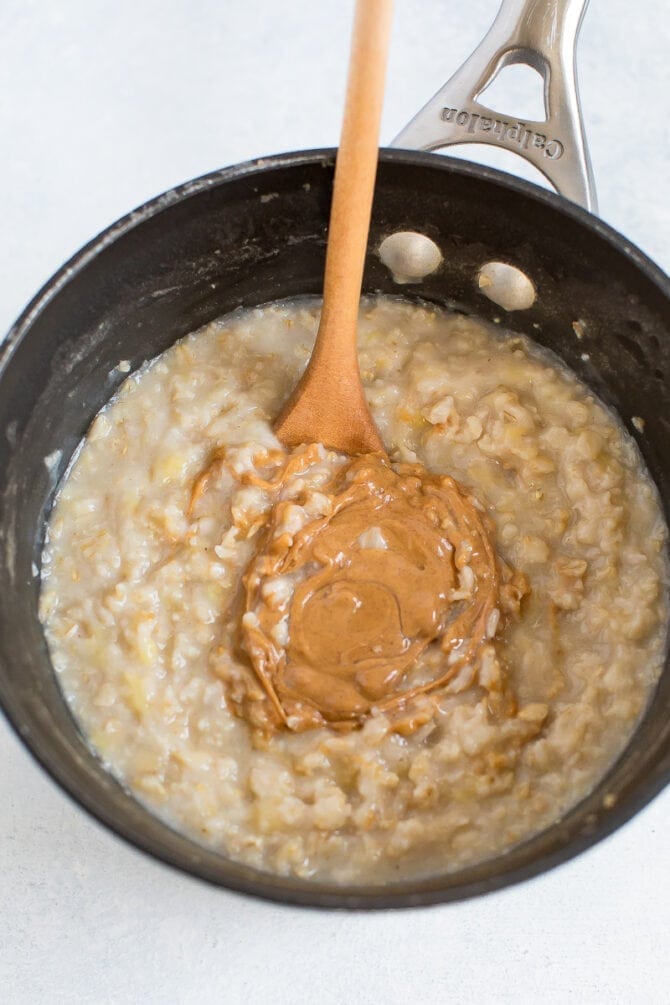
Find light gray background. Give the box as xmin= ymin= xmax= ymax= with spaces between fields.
xmin=1 ymin=2 xmax=668 ymax=1002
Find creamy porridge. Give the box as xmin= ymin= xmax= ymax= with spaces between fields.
xmin=39 ymin=297 xmax=668 ymax=883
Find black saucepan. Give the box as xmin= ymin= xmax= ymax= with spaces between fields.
xmin=1 ymin=5 xmax=669 ymax=909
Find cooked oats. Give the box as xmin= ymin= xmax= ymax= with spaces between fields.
xmin=39 ymin=297 xmax=668 ymax=883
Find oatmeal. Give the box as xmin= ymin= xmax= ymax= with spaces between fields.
xmin=39 ymin=297 xmax=668 ymax=883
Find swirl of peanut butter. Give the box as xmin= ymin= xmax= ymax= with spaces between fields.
xmin=238 ymin=449 xmax=520 ymax=733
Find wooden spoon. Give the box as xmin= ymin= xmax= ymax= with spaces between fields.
xmin=274 ymin=0 xmax=393 ymax=455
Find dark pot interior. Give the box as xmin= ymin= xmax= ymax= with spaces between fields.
xmin=1 ymin=149 xmax=669 ymax=908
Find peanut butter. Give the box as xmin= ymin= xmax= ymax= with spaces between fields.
xmin=238 ymin=448 xmax=521 ymax=732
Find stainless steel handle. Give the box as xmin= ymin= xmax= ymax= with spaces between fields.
xmin=391 ymin=0 xmax=597 ymax=212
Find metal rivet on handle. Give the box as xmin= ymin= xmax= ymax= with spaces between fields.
xmin=478 ymin=261 xmax=536 ymax=311
xmin=379 ymin=232 xmax=443 ymax=284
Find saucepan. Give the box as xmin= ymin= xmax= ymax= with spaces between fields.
xmin=1 ymin=0 xmax=669 ymax=908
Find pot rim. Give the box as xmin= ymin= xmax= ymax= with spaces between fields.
xmin=4 ymin=147 xmax=669 ymax=367
xmin=2 ymin=147 xmax=669 ymax=909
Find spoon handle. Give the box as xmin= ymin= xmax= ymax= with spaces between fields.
xmin=317 ymin=0 xmax=394 ymax=368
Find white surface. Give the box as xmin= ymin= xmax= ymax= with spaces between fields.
xmin=1 ymin=1 xmax=669 ymax=1001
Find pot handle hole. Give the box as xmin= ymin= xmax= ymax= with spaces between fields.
xmin=390 ymin=0 xmax=597 ymax=213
